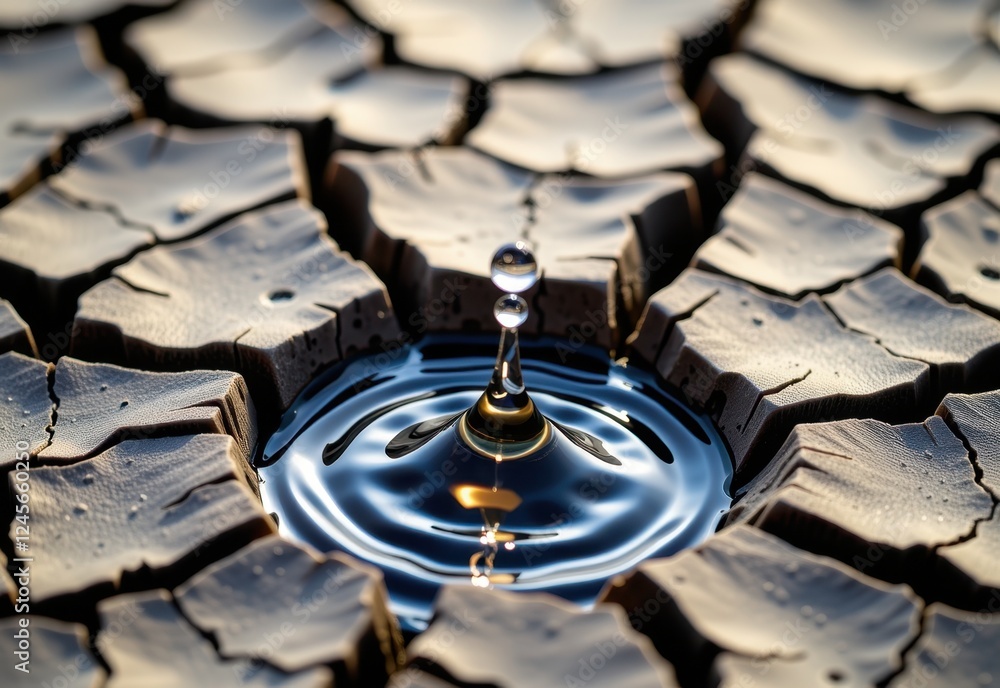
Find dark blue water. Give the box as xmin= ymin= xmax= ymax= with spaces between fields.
xmin=259 ymin=335 xmax=732 ymax=631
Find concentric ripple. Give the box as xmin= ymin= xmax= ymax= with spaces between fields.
xmin=259 ymin=335 xmax=733 ymax=631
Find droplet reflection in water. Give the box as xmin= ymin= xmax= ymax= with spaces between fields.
xmin=259 ymin=335 xmax=733 ymax=632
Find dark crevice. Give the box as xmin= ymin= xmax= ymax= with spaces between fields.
xmin=314 ymin=304 xmax=346 ymax=361
xmin=721 ymin=233 xmax=755 ymax=255
xmin=797 ymin=446 xmax=857 ymax=463
xmin=43 ymin=361 xmax=59 ymax=450
xmin=741 ymin=369 xmax=812 ymax=435
xmin=46 ymin=185 xmax=157 ymax=235
xmin=877 ymin=602 xmax=929 ymax=688
xmin=650 ymin=289 xmax=720 ymax=368
xmin=820 ymin=299 xmax=936 ymax=369
xmin=113 ymin=275 xmax=171 ymax=298
xmin=412 ymin=148 xmax=433 ymax=184
xmin=232 ymin=327 xmax=252 ymax=376
xmin=934 ymin=412 xmax=1000 ymax=552
xmin=159 ymin=474 xmax=235 ymax=511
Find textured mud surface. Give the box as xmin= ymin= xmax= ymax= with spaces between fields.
xmin=1 ymin=1 xmax=998 ymax=686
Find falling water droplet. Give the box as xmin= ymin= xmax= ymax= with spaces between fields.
xmin=491 ymin=241 xmax=539 ymax=294
xmin=494 ymin=294 xmax=529 ymax=329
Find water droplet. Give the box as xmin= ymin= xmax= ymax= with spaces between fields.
xmin=120 ymin=400 xmax=129 ymax=409
xmin=82 ymin=474 xmax=95 ymax=485
xmin=494 ymin=294 xmax=529 ymax=329
xmin=74 ymin=503 xmax=89 ymax=514
xmin=99 ymin=384 xmax=108 ymax=392
xmin=977 ymin=672 xmax=992 ymax=685
xmin=252 ymin=565 xmax=264 ymax=576
xmin=22 ymin=410 xmax=30 ymax=416
xmin=491 ymin=241 xmax=538 ymax=294
xmin=139 ymin=493 xmax=148 ymax=502
xmin=924 ymin=450 xmax=933 ymax=458
xmin=504 ymin=541 xmax=515 ymax=551
xmin=801 ymin=605 xmax=813 ymax=617
xmin=814 ymin=613 xmax=827 ymax=627
xmin=273 ymin=546 xmax=284 ymax=556
xmin=762 ymin=581 xmax=775 ymax=592
xmin=128 ymin=505 xmax=140 ymax=518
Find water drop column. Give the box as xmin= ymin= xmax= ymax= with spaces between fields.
xmin=460 ymin=242 xmax=550 ymax=458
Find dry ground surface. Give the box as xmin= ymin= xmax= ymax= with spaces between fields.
xmin=1 ymin=1 xmax=999 ymax=686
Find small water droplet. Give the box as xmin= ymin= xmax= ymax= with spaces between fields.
xmin=762 ymin=581 xmax=775 ymax=592
xmin=275 ymin=567 xmax=286 ymax=577
xmin=924 ymin=450 xmax=933 ymax=458
xmin=74 ymin=503 xmax=89 ymax=514
xmin=977 ymin=672 xmax=992 ymax=685
xmin=100 ymin=384 xmax=108 ymax=392
xmin=120 ymin=400 xmax=129 ymax=409
xmin=139 ymin=493 xmax=148 ymax=502
xmin=252 ymin=565 xmax=264 ymax=576
xmin=273 ymin=545 xmax=284 ymax=556
xmin=22 ymin=410 xmax=30 ymax=416
xmin=129 ymin=505 xmax=140 ymax=518
xmin=813 ymin=613 xmax=827 ymax=627
xmin=82 ymin=474 xmax=95 ymax=485
xmin=504 ymin=541 xmax=515 ymax=551
xmin=494 ymin=294 xmax=529 ymax=329
xmin=752 ymin=317 xmax=763 ymax=326
xmin=801 ymin=605 xmax=813 ymax=617
xmin=491 ymin=241 xmax=539 ymax=294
